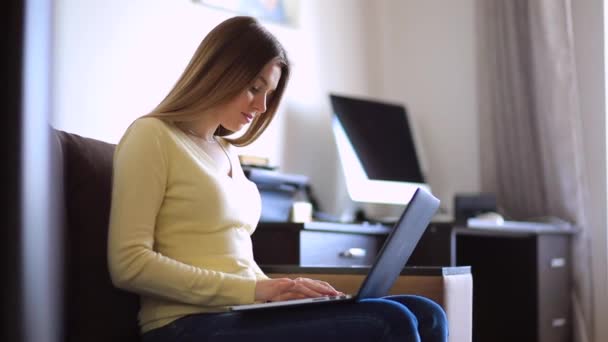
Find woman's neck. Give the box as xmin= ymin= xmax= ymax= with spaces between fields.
xmin=178 ymin=119 xmax=219 ymax=142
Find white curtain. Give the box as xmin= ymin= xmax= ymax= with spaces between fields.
xmin=480 ymin=0 xmax=594 ymax=341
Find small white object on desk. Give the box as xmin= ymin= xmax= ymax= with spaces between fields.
xmin=470 ymin=212 xmax=505 ymax=225
xmin=467 ymin=213 xmax=573 ymax=233
xmin=290 ymin=201 xmax=313 ymax=223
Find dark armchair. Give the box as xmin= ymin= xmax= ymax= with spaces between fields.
xmin=55 ymin=129 xmax=139 ymax=341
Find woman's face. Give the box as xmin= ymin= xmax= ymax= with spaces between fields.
xmin=217 ymin=61 xmax=282 ymax=132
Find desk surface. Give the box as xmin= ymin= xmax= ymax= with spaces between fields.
xmin=454 ymin=225 xmax=578 ymax=237
xmin=261 ymin=265 xmax=471 ymax=276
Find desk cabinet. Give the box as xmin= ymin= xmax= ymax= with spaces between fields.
xmin=452 ymin=228 xmax=572 ymax=342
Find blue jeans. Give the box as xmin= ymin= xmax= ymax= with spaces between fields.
xmin=142 ymin=295 xmax=447 ymax=342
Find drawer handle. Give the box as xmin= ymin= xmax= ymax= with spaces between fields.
xmin=551 ymin=258 xmax=566 ymax=268
xmin=339 ymin=248 xmax=367 ymax=258
xmin=552 ymin=318 xmax=566 ymax=327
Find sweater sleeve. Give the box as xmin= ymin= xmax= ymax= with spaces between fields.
xmin=252 ymin=262 xmax=270 ymax=280
xmin=107 ymin=118 xmax=257 ymax=306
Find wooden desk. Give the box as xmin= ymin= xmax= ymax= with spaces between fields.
xmin=254 ymin=220 xmax=575 ymax=342
xmin=263 ymin=266 xmax=473 ymax=342
xmin=253 ymin=221 xmax=453 ymax=267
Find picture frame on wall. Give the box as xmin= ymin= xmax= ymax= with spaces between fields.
xmin=194 ymin=0 xmax=300 ymax=27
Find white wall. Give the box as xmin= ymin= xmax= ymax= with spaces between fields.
xmin=51 ymin=0 xmax=301 ymax=160
xmin=53 ymin=0 xmax=214 ymax=142
xmin=368 ymin=0 xmax=481 ymax=214
xmin=51 ymin=0 xmax=482 ymax=217
xmin=572 ymin=1 xmax=608 ymax=341
xmin=277 ymin=0 xmax=375 ymax=217
xmin=282 ymin=0 xmax=482 ymax=217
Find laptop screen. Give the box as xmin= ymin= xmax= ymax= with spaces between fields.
xmin=357 ymin=188 xmax=440 ymax=299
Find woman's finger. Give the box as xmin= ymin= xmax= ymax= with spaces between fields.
xmin=294 ymin=278 xmax=340 ymax=296
xmin=314 ymin=280 xmax=342 ymax=294
xmin=291 ymin=282 xmax=325 ymax=297
xmin=255 ymin=278 xmax=295 ymax=302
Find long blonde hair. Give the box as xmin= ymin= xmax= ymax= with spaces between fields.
xmin=145 ymin=16 xmax=290 ymax=146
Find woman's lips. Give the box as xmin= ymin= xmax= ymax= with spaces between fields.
xmin=242 ymin=112 xmax=253 ymax=123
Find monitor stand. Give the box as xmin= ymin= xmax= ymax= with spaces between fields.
xmin=361 ymin=202 xmax=453 ymax=225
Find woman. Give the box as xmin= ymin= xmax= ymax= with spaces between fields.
xmin=108 ymin=16 xmax=447 ymax=342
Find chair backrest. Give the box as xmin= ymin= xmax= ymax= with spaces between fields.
xmin=54 ymin=129 xmax=140 ymax=342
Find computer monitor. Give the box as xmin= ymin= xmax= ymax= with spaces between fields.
xmin=330 ymin=93 xmax=430 ymax=205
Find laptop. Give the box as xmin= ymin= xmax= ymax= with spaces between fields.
xmin=229 ymin=187 xmax=440 ymax=311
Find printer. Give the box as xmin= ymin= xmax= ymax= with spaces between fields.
xmin=243 ymin=166 xmax=312 ymax=222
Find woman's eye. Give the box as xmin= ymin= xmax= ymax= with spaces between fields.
xmin=249 ymin=86 xmax=260 ymax=94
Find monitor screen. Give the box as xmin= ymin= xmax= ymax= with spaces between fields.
xmin=330 ymin=94 xmax=429 ymax=205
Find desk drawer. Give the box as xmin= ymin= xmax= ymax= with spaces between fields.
xmin=299 ymin=231 xmax=384 ymax=266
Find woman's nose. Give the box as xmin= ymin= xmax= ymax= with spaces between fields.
xmin=253 ymin=94 xmax=267 ymax=113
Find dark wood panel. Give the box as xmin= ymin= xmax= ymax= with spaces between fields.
xmin=251 ymin=227 xmax=300 ymax=265
xmin=407 ymin=222 xmax=452 ymax=266
xmin=456 ymin=234 xmax=538 ymax=342
xmin=2 ymin=1 xmax=24 ymax=341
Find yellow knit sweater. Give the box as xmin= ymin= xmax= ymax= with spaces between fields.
xmin=108 ymin=117 xmax=266 ymax=333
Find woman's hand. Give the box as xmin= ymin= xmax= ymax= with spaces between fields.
xmin=255 ymin=277 xmax=344 ymax=302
